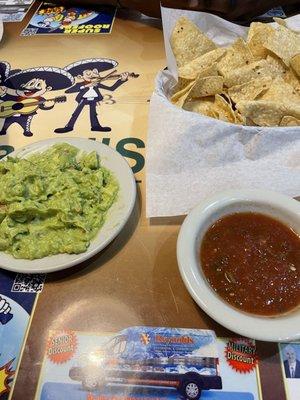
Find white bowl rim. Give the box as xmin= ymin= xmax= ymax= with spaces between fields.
xmin=0 ymin=137 xmax=137 ymax=273
xmin=177 ymin=189 xmax=300 ymax=342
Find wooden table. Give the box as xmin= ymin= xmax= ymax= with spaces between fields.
xmin=0 ymin=5 xmax=289 ymax=400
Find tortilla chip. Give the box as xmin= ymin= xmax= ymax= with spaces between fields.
xmin=217 ymin=38 xmax=254 ymax=77
xmin=228 ymin=76 xmax=272 ymax=103
xmin=266 ymin=54 xmax=287 ymax=74
xmin=178 ymin=48 xmax=226 ymax=79
xmin=224 ymin=59 xmax=274 ymax=87
xmin=273 ymin=17 xmax=287 ymax=27
xmin=183 ymin=95 xmax=236 ymax=123
xmin=264 ymin=25 xmax=300 ymax=66
xmin=172 ymin=63 xmax=223 ymax=106
xmin=172 ymin=63 xmax=218 ymax=98
xmin=273 ymin=18 xmax=300 ymax=34
xmin=221 ymin=91 xmax=233 ymax=104
xmin=234 ymin=110 xmax=246 ymax=125
xmin=247 ymin=22 xmax=262 ymax=42
xmin=258 ymin=77 xmax=300 ymax=103
xmin=265 ymin=54 xmax=300 ymax=94
xmin=170 ymin=17 xmax=217 ymax=68
xmin=197 ymin=63 xmax=219 ymax=78
xmin=247 ymin=23 xmax=275 ymax=59
xmin=184 ymin=94 xmax=238 ymax=124
xmin=236 ymin=100 xmax=300 ymax=126
xmin=172 ymin=76 xmax=194 ymax=94
xmin=245 ymin=117 xmax=258 ymax=126
xmin=171 ymin=80 xmax=195 ymax=106
xmin=248 ymin=32 xmax=269 ymax=59
xmin=280 ymin=116 xmax=300 ymax=126
xmin=290 ymin=54 xmax=300 ymax=78
xmin=183 ymin=97 xmax=216 ymax=117
xmin=169 ymin=16 xmax=300 ymax=127
xmin=283 ymin=69 xmax=300 ymax=95
xmin=188 ymin=75 xmax=223 ymax=98
xmin=212 ymin=95 xmax=236 ymax=123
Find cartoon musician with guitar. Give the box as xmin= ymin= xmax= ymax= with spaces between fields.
xmin=0 ymin=61 xmax=11 ymax=133
xmin=0 ymin=66 xmax=74 ymax=137
xmin=54 ymin=58 xmax=139 ymax=133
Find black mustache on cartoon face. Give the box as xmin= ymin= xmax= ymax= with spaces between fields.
xmin=23 ymin=88 xmax=40 ymax=94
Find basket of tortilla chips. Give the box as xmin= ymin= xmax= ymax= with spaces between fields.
xmin=166 ymin=15 xmax=300 ymax=127
xmin=146 ymin=8 xmax=300 ymax=218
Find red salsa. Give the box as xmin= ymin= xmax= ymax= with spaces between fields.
xmin=200 ymin=212 xmax=300 ymax=316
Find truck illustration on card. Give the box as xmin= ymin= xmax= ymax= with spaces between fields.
xmin=69 ymin=327 xmax=222 ymax=399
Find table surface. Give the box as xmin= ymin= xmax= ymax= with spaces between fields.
xmin=0 ymin=5 xmax=292 ymax=400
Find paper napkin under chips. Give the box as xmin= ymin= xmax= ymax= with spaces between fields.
xmin=146 ymin=7 xmax=300 ymax=218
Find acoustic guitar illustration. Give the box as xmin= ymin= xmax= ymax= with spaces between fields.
xmin=0 ymin=95 xmax=66 ymax=118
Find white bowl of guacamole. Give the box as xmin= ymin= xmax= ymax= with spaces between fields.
xmin=0 ymin=138 xmax=136 ymax=273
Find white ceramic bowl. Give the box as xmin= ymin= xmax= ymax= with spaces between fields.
xmin=177 ymin=189 xmax=300 ymax=342
xmin=0 ymin=138 xmax=136 ymax=274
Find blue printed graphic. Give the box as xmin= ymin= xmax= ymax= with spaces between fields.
xmin=0 ymin=270 xmax=39 ymax=315
xmin=0 ymin=296 xmax=13 ymax=325
xmin=22 ymin=3 xmax=116 ymax=35
xmin=68 ymin=327 xmax=221 ymax=398
xmin=116 ymin=326 xmax=217 ymax=359
xmin=0 ymin=296 xmax=29 ymax=371
xmin=40 ymin=382 xmax=255 ymax=400
xmin=0 ymin=269 xmax=43 ymax=400
xmin=35 ymin=330 xmax=260 ymax=400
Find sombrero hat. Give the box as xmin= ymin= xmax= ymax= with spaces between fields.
xmin=0 ymin=61 xmax=10 ymax=82
xmin=64 ymin=58 xmax=118 ymax=76
xmin=4 ymin=66 xmax=74 ymax=89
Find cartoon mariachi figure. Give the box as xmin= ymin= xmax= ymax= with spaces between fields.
xmin=55 ymin=58 xmax=137 ymax=133
xmin=0 ymin=61 xmax=11 ymax=132
xmin=0 ymin=61 xmax=10 ymax=85
xmin=0 ymin=66 xmax=74 ymax=137
xmin=0 ymin=61 xmax=11 ymax=103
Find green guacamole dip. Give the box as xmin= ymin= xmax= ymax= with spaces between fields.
xmin=0 ymin=143 xmax=119 ymax=259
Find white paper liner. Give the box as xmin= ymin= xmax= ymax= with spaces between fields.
xmin=146 ymin=8 xmax=300 ymax=217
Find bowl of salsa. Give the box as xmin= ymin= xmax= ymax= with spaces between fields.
xmin=177 ymin=189 xmax=300 ymax=342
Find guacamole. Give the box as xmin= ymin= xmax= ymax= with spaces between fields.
xmin=0 ymin=143 xmax=119 ymax=259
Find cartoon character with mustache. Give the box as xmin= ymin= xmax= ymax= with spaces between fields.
xmin=54 ymin=58 xmax=129 ymax=134
xmin=0 ymin=66 xmax=74 ymax=137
